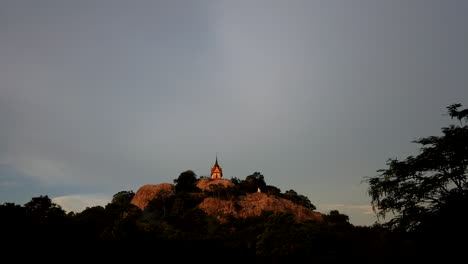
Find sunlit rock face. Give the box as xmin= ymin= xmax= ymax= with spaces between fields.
xmin=130 ymin=183 xmax=174 ymax=210
xmin=196 ymin=178 xmax=234 ymax=191
xmin=198 ymin=192 xmax=323 ymax=223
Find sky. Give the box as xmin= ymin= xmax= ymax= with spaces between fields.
xmin=1 ymin=0 xmax=467 ymax=226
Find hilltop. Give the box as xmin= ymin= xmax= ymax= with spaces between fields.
xmin=130 ymin=172 xmax=323 ymax=223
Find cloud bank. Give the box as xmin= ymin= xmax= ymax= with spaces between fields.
xmin=52 ymin=194 xmax=111 ymax=213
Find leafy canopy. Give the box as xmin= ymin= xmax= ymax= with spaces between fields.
xmin=366 ymin=104 xmax=468 ymax=231
xmin=174 ymin=170 xmax=199 ymax=193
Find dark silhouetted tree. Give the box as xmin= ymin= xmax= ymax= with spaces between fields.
xmin=365 ymin=103 xmax=468 ymax=260
xmin=282 ymin=189 xmax=317 ymax=210
xmin=447 ymin=103 xmax=468 ymax=123
xmin=174 ymin=170 xmax=199 ymax=193
xmin=265 ymin=185 xmax=281 ymax=196
xmin=24 ymin=195 xmax=65 ymax=224
xmin=71 ymin=206 xmax=110 ymax=241
xmin=241 ymin=172 xmax=267 ymax=193
xmin=22 ymin=195 xmax=68 ymax=247
xmin=230 ymin=176 xmax=241 ymax=186
xmin=366 ymin=103 xmax=468 ymax=231
xmin=111 ymin=190 xmax=135 ymax=206
xmin=256 ymin=212 xmax=297 ymax=257
xmin=144 ymin=189 xmax=175 ymax=220
xmin=0 ymin=202 xmax=27 ymax=240
xmin=324 ymin=210 xmax=350 ymax=226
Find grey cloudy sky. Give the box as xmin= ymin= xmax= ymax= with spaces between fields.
xmin=1 ymin=0 xmax=467 ymax=226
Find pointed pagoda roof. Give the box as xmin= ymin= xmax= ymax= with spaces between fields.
xmin=211 ymin=153 xmax=223 ymax=179
xmin=213 ymin=154 xmax=220 ymax=168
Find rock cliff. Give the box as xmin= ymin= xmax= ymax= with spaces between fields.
xmin=130 ymin=183 xmax=174 ymax=210
xmin=198 ymin=192 xmax=322 ymax=222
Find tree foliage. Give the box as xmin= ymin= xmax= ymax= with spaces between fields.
xmin=366 ymin=104 xmax=468 ymax=232
xmin=111 ymin=190 xmax=135 ymax=205
xmin=24 ymin=195 xmax=66 ymax=225
xmin=240 ymin=172 xmax=267 ymax=193
xmin=174 ymin=170 xmax=199 ymax=193
xmin=282 ymin=189 xmax=317 ymax=210
xmin=323 ymin=210 xmax=350 ymax=226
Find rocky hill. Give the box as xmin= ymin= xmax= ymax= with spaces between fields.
xmin=198 ymin=192 xmax=322 ymax=223
xmin=130 ymin=179 xmax=323 ymax=223
xmin=130 ymin=183 xmax=174 ymax=210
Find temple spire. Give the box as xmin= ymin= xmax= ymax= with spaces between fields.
xmin=211 ymin=154 xmax=223 ymax=179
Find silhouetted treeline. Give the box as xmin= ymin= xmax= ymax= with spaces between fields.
xmin=0 ymin=175 xmax=412 ymax=263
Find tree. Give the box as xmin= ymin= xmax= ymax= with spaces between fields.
xmin=107 ymin=190 xmax=139 ymax=214
xmin=230 ymin=177 xmax=241 ymax=186
xmin=265 ymin=185 xmax=281 ymax=196
xmin=22 ymin=195 xmax=68 ymax=245
xmin=240 ymin=172 xmax=267 ymax=193
xmin=323 ymin=210 xmax=350 ymax=226
xmin=282 ymin=189 xmax=317 ymax=210
xmin=0 ymin=202 xmax=27 ymax=240
xmin=256 ymin=212 xmax=297 ymax=257
xmin=24 ymin=195 xmax=65 ymax=224
xmin=366 ymin=104 xmax=468 ymax=233
xmin=144 ymin=189 xmax=174 ymax=219
xmin=72 ymin=206 xmax=110 ymax=240
xmin=111 ymin=190 xmax=135 ymax=206
xmin=174 ymin=170 xmax=199 ymax=193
